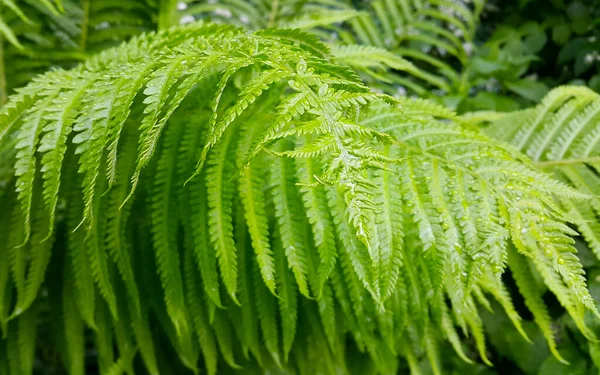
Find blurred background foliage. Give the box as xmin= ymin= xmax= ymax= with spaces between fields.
xmin=1 ymin=0 xmax=599 ymax=374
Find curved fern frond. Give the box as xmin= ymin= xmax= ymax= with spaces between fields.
xmin=0 ymin=25 xmax=597 ymax=375
xmin=481 ymin=86 xmax=600 ymax=263
xmin=183 ymin=0 xmax=483 ymax=98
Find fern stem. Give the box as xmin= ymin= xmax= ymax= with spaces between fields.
xmin=0 ymin=36 xmax=5 ymax=106
xmin=534 ymin=157 xmax=600 ymax=168
xmin=80 ymin=0 xmax=90 ymax=51
xmin=268 ymin=0 xmax=279 ymax=28
xmin=158 ymin=0 xmax=178 ymax=30
xmin=0 ymin=2 xmax=5 ymax=106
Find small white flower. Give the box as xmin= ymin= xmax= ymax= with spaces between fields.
xmin=585 ymin=54 xmax=594 ymax=63
xmin=177 ymin=2 xmax=187 ymax=10
xmin=239 ymin=14 xmax=250 ymax=24
xmin=584 ymin=52 xmax=600 ymax=64
xmin=96 ymin=21 xmax=110 ymax=30
xmin=180 ymin=15 xmax=195 ymax=25
xmin=463 ymin=42 xmax=473 ymax=56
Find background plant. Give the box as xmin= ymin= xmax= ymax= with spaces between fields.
xmin=0 ymin=1 xmax=600 ymax=375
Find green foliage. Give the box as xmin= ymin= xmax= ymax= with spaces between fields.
xmin=0 ymin=0 xmax=159 ymax=105
xmin=1 ymin=1 xmax=600 ymax=374
xmin=470 ymin=84 xmax=600 ymax=374
xmin=1 ymin=22 xmax=598 ymax=374
xmin=183 ymin=0 xmax=579 ymax=112
xmin=480 ymin=85 xmax=600 ymax=285
xmin=187 ymin=0 xmax=486 ymax=100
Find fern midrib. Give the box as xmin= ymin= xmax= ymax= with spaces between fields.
xmin=534 ymin=156 xmax=600 ymax=167
xmin=80 ymin=0 xmax=90 ymax=51
xmin=0 ymin=35 xmax=5 ymax=106
xmin=268 ymin=0 xmax=279 ymax=27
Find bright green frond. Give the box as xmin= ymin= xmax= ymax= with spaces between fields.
xmin=0 ymin=24 xmax=598 ymax=375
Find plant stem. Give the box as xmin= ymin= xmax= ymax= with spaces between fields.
xmin=534 ymin=157 xmax=600 ymax=168
xmin=268 ymin=0 xmax=279 ymax=28
xmin=80 ymin=0 xmax=90 ymax=51
xmin=0 ymin=35 xmax=5 ymax=106
xmin=158 ymin=0 xmax=178 ymax=30
xmin=0 ymin=2 xmax=4 ymax=105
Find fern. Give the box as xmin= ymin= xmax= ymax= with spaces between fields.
xmin=481 ymin=86 xmax=600 ymax=261
xmin=0 ymin=24 xmax=598 ymax=374
xmin=183 ymin=0 xmax=484 ymax=98
xmin=0 ymin=0 xmax=161 ymax=104
xmin=469 ymin=85 xmax=600 ymax=357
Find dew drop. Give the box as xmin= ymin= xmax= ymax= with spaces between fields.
xmin=288 ymin=79 xmax=301 ymax=91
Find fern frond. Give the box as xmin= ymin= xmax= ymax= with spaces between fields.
xmin=150 ymin=120 xmax=189 ymax=336
xmin=273 ymin=235 xmax=298 ymax=361
xmin=269 ymin=140 xmax=310 ymax=296
xmin=206 ymin=123 xmax=240 ymax=302
xmin=65 ymin=163 xmax=97 ymax=330
xmin=0 ymin=25 xmax=598 ymax=375
xmin=232 ymin=205 xmax=263 ymax=364
xmin=237 ymin=121 xmax=277 ymax=294
xmin=295 ymin=155 xmax=338 ymax=294
xmin=508 ymin=247 xmax=568 ymax=362
xmin=62 ymin=267 xmax=86 ymax=375
xmin=373 ymin=145 xmax=403 ymax=299
xmin=104 ymin=125 xmax=142 ymax=317
xmin=481 ymin=85 xmax=600 ymax=278
xmin=12 ymin=188 xmax=53 ymax=316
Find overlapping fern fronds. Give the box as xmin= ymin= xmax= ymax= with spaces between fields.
xmin=481 ymin=86 xmax=600 ymax=266
xmin=184 ymin=0 xmax=487 ymax=98
xmin=0 ymin=0 xmax=69 ymax=103
xmin=0 ymin=0 xmax=159 ymax=103
xmin=470 ymin=85 xmax=600 ymax=362
xmin=337 ymin=0 xmax=486 ymax=96
xmin=179 ymin=0 xmax=361 ymax=31
xmin=0 ymin=23 xmax=597 ymax=374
